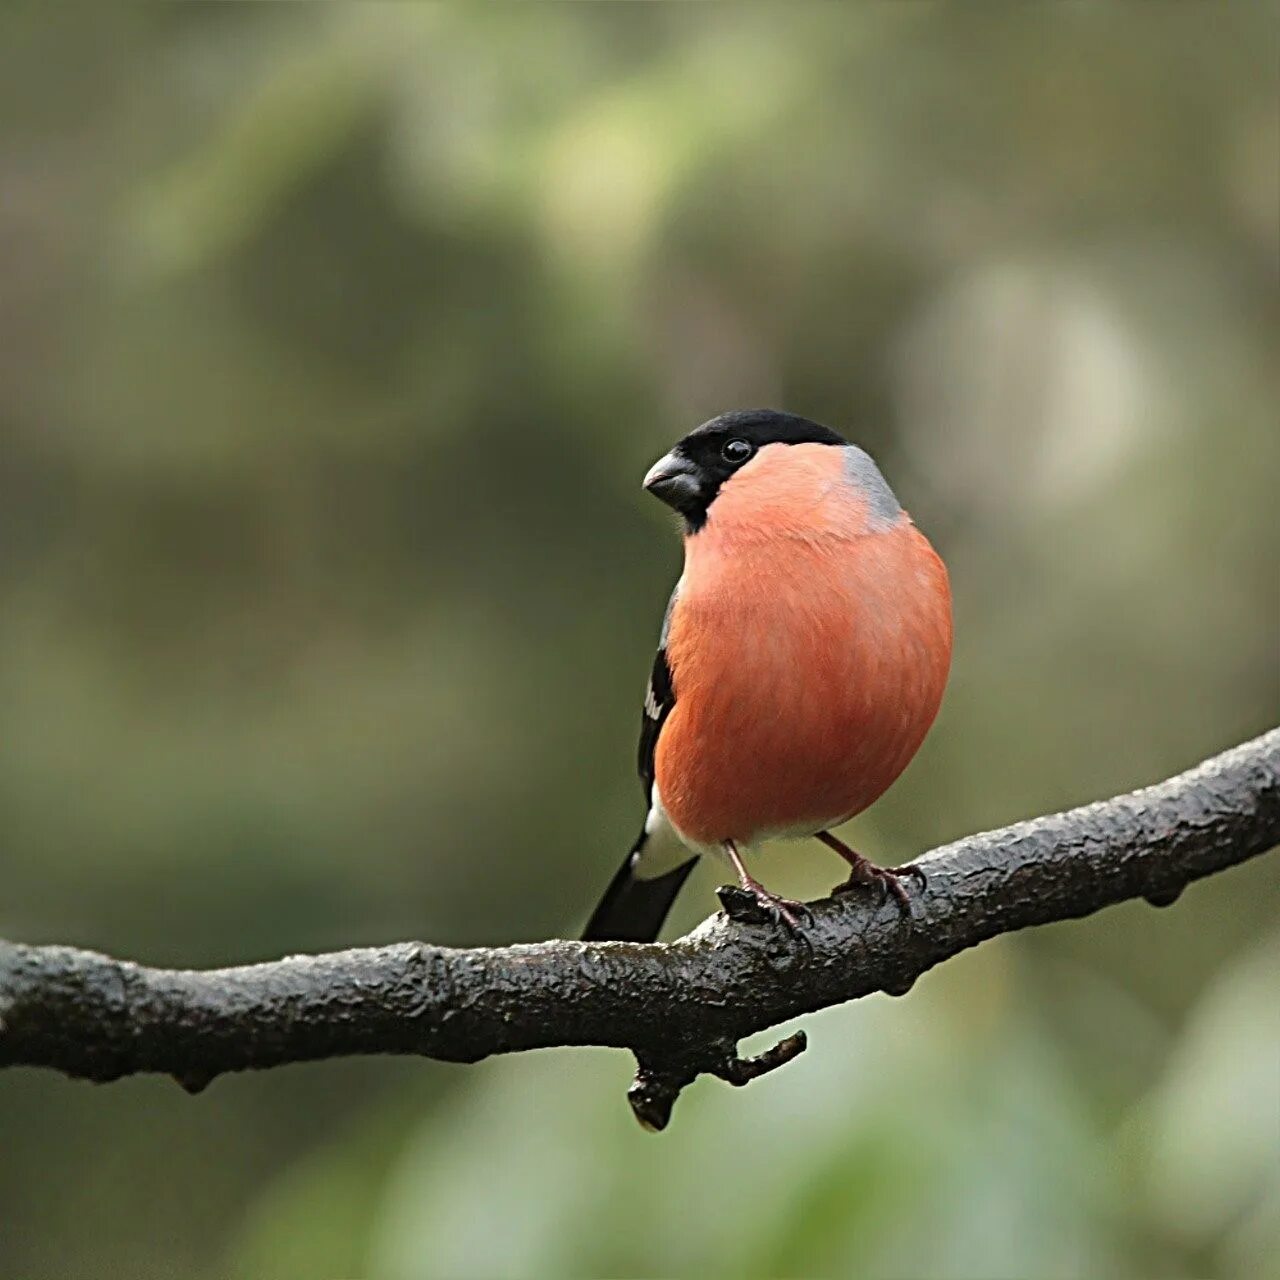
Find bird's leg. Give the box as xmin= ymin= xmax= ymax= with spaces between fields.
xmin=722 ymin=840 xmax=811 ymax=931
xmin=815 ymin=830 xmax=925 ymax=911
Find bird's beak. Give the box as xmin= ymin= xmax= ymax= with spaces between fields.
xmin=643 ymin=451 xmax=702 ymax=512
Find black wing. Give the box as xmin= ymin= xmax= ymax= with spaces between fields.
xmin=581 ymin=585 xmax=694 ymax=943
xmin=637 ymin=587 xmax=678 ymax=801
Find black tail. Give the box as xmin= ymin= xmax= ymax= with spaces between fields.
xmin=582 ymin=847 xmax=699 ymax=942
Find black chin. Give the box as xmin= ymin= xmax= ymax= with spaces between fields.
xmin=653 ymin=478 xmax=713 ymax=530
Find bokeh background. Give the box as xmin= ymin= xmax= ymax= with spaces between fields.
xmin=2 ymin=5 xmax=1278 ymax=1278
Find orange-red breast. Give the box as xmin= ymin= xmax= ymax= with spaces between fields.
xmin=583 ymin=410 xmax=952 ymax=941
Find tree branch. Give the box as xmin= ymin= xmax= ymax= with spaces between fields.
xmin=2 ymin=729 xmax=1277 ymax=1129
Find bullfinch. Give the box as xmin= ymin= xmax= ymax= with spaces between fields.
xmin=583 ymin=409 xmax=952 ymax=942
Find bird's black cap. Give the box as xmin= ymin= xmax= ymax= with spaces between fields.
xmin=645 ymin=409 xmax=847 ymax=530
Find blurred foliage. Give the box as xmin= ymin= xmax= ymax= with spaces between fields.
xmin=0 ymin=4 xmax=1276 ymax=1278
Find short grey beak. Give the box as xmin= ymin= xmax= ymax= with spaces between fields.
xmin=643 ymin=452 xmax=702 ymax=511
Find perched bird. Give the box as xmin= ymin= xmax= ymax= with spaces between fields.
xmin=583 ymin=409 xmax=952 ymax=943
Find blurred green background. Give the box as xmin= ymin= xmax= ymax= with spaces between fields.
xmin=1 ymin=4 xmax=1277 ymax=1278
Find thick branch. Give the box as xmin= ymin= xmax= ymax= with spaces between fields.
xmin=2 ymin=729 xmax=1277 ymax=1128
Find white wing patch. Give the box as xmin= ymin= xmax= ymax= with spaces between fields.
xmin=643 ymin=682 xmax=662 ymax=720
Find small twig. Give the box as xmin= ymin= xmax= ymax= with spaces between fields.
xmin=710 ymin=1030 xmax=809 ymax=1086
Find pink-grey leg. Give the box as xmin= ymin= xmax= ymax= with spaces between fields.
xmin=815 ymin=830 xmax=925 ymax=911
xmin=722 ymin=839 xmax=812 ymax=931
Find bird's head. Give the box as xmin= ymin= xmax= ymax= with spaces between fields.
xmin=643 ymin=409 xmax=902 ymax=536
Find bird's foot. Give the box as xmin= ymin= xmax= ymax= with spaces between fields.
xmin=718 ymin=839 xmax=812 ymax=934
xmin=747 ymin=881 xmax=812 ymax=931
xmin=816 ymin=830 xmax=924 ymax=912
xmin=832 ymin=857 xmax=925 ymax=911
xmin=717 ymin=881 xmax=812 ymax=932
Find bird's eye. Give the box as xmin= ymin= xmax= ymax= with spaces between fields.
xmin=721 ymin=438 xmax=753 ymax=465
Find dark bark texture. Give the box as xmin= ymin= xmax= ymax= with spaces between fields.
xmin=2 ymin=729 xmax=1277 ymax=1128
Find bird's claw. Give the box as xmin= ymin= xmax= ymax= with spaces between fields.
xmin=886 ymin=861 xmax=927 ymax=890
xmin=753 ymin=889 xmax=814 ymax=957
xmin=747 ymin=882 xmax=812 ymax=932
xmin=719 ymin=882 xmax=813 ymax=937
xmin=832 ymin=860 xmax=924 ymax=912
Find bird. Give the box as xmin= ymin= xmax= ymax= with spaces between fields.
xmin=582 ymin=409 xmax=953 ymax=944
